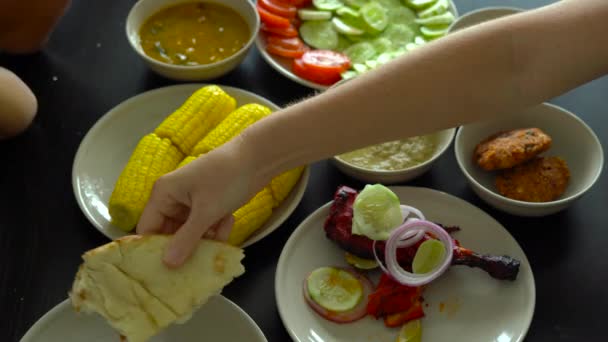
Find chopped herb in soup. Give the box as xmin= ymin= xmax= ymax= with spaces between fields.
xmin=139 ymin=2 xmax=250 ymax=66
xmin=338 ymin=134 xmax=439 ymax=171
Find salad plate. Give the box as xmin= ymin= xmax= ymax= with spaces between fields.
xmin=72 ymin=83 xmax=309 ymax=247
xmin=275 ymin=186 xmax=535 ymax=342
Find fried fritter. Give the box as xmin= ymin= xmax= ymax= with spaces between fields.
xmin=495 ymin=157 xmax=570 ymax=202
xmin=474 ymin=128 xmax=552 ymax=171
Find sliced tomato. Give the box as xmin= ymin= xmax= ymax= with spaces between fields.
xmin=258 ymin=0 xmax=296 ymax=19
xmin=260 ymin=23 xmax=299 ymax=37
xmin=293 ymin=58 xmax=342 ymax=85
xmin=266 ymin=44 xmax=307 ymax=58
xmin=257 ymin=4 xmax=290 ymax=28
xmin=301 ymin=50 xmax=351 ymax=74
xmin=267 ymin=36 xmax=305 ymax=50
xmin=281 ymin=0 xmax=313 ymax=8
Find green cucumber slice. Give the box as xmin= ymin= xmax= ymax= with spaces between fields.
xmin=412 ymin=239 xmax=447 ymax=274
xmin=414 ymin=35 xmax=427 ymax=44
xmin=414 ymin=12 xmax=455 ymax=26
xmin=376 ymin=52 xmax=393 ymax=64
xmin=365 ymin=60 xmax=379 ymax=69
xmin=343 ymin=0 xmax=368 ymax=9
xmin=298 ymin=9 xmax=333 ymax=21
xmin=380 ymin=24 xmax=416 ymax=47
xmin=336 ymin=6 xmax=361 ymax=21
xmin=352 ymin=184 xmax=403 ymax=240
xmin=352 ymin=63 xmax=369 ymax=73
xmin=333 ymin=17 xmax=366 ymax=35
xmin=313 ymin=0 xmax=344 ymax=11
xmin=371 ymin=37 xmax=393 ymax=54
xmin=299 ymin=21 xmax=339 ymax=50
xmin=306 ymin=267 xmax=363 ymax=312
xmin=343 ymin=42 xmax=377 ymax=64
xmin=417 ymin=0 xmax=448 ymax=18
xmin=388 ymin=6 xmax=418 ymax=25
xmin=361 ymin=2 xmax=389 ymax=34
xmin=336 ymin=35 xmax=352 ymax=51
xmin=375 ymin=0 xmax=402 ymax=10
xmin=419 ymin=24 xmax=449 ymax=38
xmin=341 ymin=70 xmax=358 ymax=80
xmin=405 ymin=0 xmax=437 ymax=9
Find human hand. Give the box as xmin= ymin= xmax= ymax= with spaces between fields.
xmin=136 ymin=141 xmax=259 ymax=268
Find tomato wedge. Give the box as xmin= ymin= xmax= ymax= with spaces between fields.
xmin=267 ymin=36 xmax=305 ymax=50
xmin=260 ymin=23 xmax=299 ymax=37
xmin=301 ymin=50 xmax=351 ymax=74
xmin=293 ymin=58 xmax=342 ymax=86
xmin=266 ymin=44 xmax=308 ymax=58
xmin=258 ymin=0 xmax=296 ymax=19
xmin=257 ymin=4 xmax=290 ymax=28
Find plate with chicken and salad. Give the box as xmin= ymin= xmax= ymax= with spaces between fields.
xmin=276 ymin=184 xmax=535 ymax=342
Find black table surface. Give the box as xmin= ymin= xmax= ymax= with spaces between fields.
xmin=2 ymin=0 xmax=606 ymax=341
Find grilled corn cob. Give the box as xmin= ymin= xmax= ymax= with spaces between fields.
xmin=155 ymin=85 xmax=236 ymax=155
xmin=191 ymin=103 xmax=272 ymax=156
xmin=269 ymin=166 xmax=305 ymax=207
xmin=228 ymin=187 xmax=274 ymax=246
xmin=108 ymin=133 xmax=184 ymax=231
xmin=177 ymin=156 xmax=197 ymax=169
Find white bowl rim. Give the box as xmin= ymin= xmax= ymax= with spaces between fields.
xmin=332 ymin=127 xmax=457 ymax=175
xmin=454 ymin=102 xmax=604 ymax=208
xmin=447 ymin=5 xmax=526 ymax=33
xmin=125 ymin=0 xmax=261 ymax=71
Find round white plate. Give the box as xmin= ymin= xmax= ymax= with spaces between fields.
xmin=276 ymin=186 xmax=535 ymax=342
xmin=20 ymin=295 xmax=267 ymax=342
xmin=255 ymin=1 xmax=460 ymax=91
xmin=72 ymin=83 xmax=309 ymax=247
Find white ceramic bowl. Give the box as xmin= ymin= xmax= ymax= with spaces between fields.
xmin=332 ymin=128 xmax=456 ymax=184
xmin=455 ymin=103 xmax=604 ymax=217
xmin=256 ymin=0 xmax=460 ymax=90
xmin=126 ymin=0 xmax=260 ymax=81
xmin=448 ymin=6 xmax=524 ymax=33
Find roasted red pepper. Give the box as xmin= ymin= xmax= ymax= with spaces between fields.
xmin=367 ymin=274 xmax=425 ymax=320
xmin=384 ymin=300 xmax=425 ymax=327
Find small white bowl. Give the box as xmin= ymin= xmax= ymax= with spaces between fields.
xmin=126 ymin=0 xmax=260 ymax=81
xmin=448 ymin=6 xmax=524 ymax=33
xmin=332 ymin=128 xmax=456 ymax=184
xmin=455 ymin=103 xmax=604 ymax=217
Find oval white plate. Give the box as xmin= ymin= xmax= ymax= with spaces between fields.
xmin=276 ymin=186 xmax=535 ymax=342
xmin=255 ymin=1 xmax=460 ymax=90
xmin=72 ymin=83 xmax=309 ymax=247
xmin=20 ymin=295 xmax=267 ymax=342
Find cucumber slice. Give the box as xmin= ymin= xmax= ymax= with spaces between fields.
xmin=352 ymin=184 xmax=403 ymax=240
xmin=412 ymin=239 xmax=447 ymax=274
xmin=380 ymin=24 xmax=416 ymax=47
xmin=352 ymin=63 xmax=369 ymax=73
xmin=388 ymin=6 xmax=417 ymax=25
xmin=417 ymin=0 xmax=448 ymax=18
xmin=299 ymin=21 xmax=339 ymax=50
xmin=313 ymin=0 xmax=344 ymax=11
xmin=415 ymin=12 xmax=455 ymax=26
xmin=306 ymin=267 xmax=363 ymax=312
xmin=343 ymin=42 xmax=377 ymax=64
xmin=336 ymin=6 xmax=361 ymax=21
xmin=405 ymin=0 xmax=437 ymax=9
xmin=299 ymin=9 xmax=333 ymax=21
xmin=343 ymin=0 xmax=368 ymax=9
xmin=341 ymin=70 xmax=358 ymax=80
xmin=375 ymin=0 xmax=402 ymax=10
xmin=371 ymin=38 xmax=392 ymax=54
xmin=365 ymin=60 xmax=379 ymax=69
xmin=361 ymin=2 xmax=389 ymax=34
xmin=419 ymin=24 xmax=449 ymax=39
xmin=333 ymin=17 xmax=366 ymax=35
xmin=336 ymin=35 xmax=352 ymax=51
xmin=376 ymin=52 xmax=393 ymax=64
xmin=414 ymin=35 xmax=427 ymax=44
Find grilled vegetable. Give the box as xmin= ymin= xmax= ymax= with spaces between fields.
xmin=191 ymin=103 xmax=272 ymax=156
xmin=228 ymin=187 xmax=275 ymax=246
xmin=269 ymin=166 xmax=305 ymax=207
xmin=155 ymin=85 xmax=236 ymax=155
xmin=109 ymin=133 xmax=184 ymax=231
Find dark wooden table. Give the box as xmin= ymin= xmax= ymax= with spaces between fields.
xmin=2 ymin=0 xmax=606 ymax=341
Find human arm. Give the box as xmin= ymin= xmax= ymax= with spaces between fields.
xmin=0 ymin=68 xmax=37 ymax=139
xmin=137 ymin=0 xmax=608 ymax=267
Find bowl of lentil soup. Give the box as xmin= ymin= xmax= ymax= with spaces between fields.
xmin=126 ymin=0 xmax=259 ymax=81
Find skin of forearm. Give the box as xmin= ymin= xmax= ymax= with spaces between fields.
xmin=241 ymin=0 xmax=608 ymax=185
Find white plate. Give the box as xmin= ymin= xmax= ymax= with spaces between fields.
xmin=72 ymin=83 xmax=309 ymax=247
xmin=276 ymin=186 xmax=535 ymax=342
xmin=20 ymin=295 xmax=267 ymax=342
xmin=255 ymin=1 xmax=460 ymax=90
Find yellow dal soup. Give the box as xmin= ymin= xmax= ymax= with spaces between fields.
xmin=139 ymin=2 xmax=250 ymax=66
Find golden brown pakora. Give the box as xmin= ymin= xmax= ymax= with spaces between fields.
xmin=474 ymin=128 xmax=552 ymax=171
xmin=495 ymin=157 xmax=570 ymax=202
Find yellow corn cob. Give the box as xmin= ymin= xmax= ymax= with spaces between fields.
xmin=269 ymin=166 xmax=305 ymax=207
xmin=227 ymin=187 xmax=274 ymax=246
xmin=191 ymin=103 xmax=272 ymax=156
xmin=177 ymin=155 xmax=197 ymax=169
xmin=155 ymin=85 xmax=236 ymax=155
xmin=108 ymin=133 xmax=184 ymax=231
